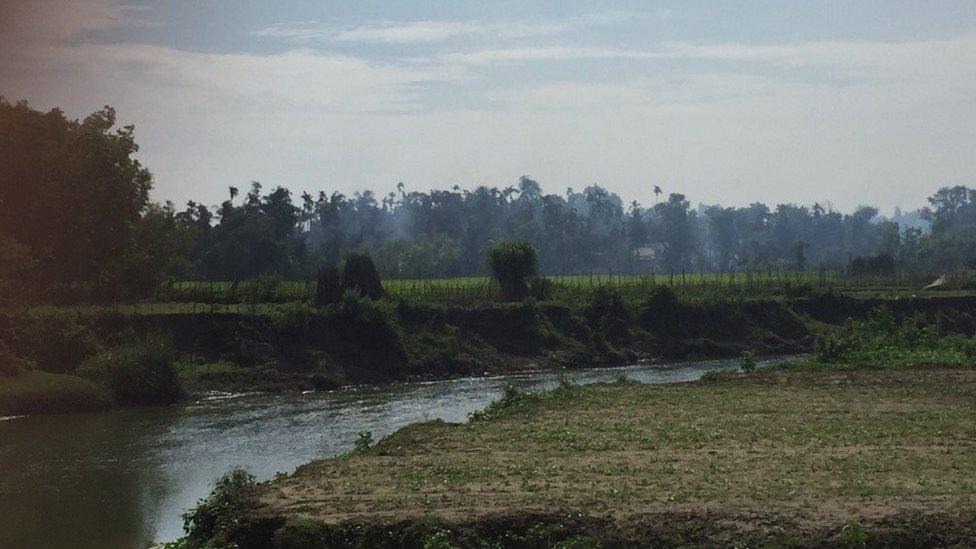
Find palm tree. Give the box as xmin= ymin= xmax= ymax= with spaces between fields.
xmin=653 ymin=185 xmax=662 ymax=204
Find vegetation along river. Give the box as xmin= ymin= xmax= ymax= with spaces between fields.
xmin=0 ymin=357 xmax=780 ymax=548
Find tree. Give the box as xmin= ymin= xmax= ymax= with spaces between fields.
xmin=487 ymin=240 xmax=538 ymax=301
xmin=0 ymin=98 xmax=152 ymax=292
xmin=341 ymin=252 xmax=384 ymax=299
xmin=792 ymin=240 xmax=809 ymax=271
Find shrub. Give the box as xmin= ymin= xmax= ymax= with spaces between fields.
xmin=272 ymin=302 xmax=314 ymax=335
xmin=183 ymin=468 xmax=256 ymax=546
xmin=486 ymin=240 xmax=538 ymax=301
xmin=848 ymin=253 xmax=895 ymax=276
xmin=9 ymin=313 xmax=97 ymax=374
xmin=353 ymin=430 xmax=374 ymax=453
xmin=341 ymin=252 xmax=384 ymax=299
xmin=528 ymin=277 xmax=554 ymax=300
xmin=0 ymin=341 xmax=33 ymax=377
xmin=739 ymin=349 xmax=757 ymax=372
xmin=244 ymin=274 xmax=283 ymax=303
xmin=639 ymin=285 xmax=681 ymax=333
xmin=315 ymin=265 xmax=342 ymax=306
xmin=587 ymin=287 xmax=632 ymax=344
xmin=77 ymin=339 xmax=183 ymax=406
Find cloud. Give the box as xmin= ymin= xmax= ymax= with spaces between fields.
xmin=255 ymin=13 xmax=630 ymax=45
xmin=0 ymin=0 xmax=151 ymax=46
xmin=436 ymin=46 xmax=666 ymax=65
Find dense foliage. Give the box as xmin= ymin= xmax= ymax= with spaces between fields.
xmin=4 ymin=99 xmax=976 ymax=303
xmin=812 ymin=307 xmax=976 ymax=368
xmin=487 ymin=240 xmax=538 ymax=301
xmin=77 ymin=339 xmax=183 ymax=406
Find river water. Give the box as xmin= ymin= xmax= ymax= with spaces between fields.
xmin=0 ymin=357 xmax=766 ymax=548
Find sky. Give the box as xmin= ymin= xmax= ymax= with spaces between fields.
xmin=1 ymin=1 xmax=975 ymax=213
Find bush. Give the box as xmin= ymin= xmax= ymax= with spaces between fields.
xmin=77 ymin=339 xmax=183 ymax=406
xmin=528 ymin=277 xmax=553 ymax=300
xmin=639 ymin=285 xmax=681 ymax=333
xmin=486 ymin=240 xmax=538 ymax=301
xmin=244 ymin=274 xmax=283 ymax=303
xmin=812 ymin=307 xmax=974 ymax=368
xmin=8 ymin=313 xmax=98 ymax=374
xmin=183 ymin=468 xmax=256 ymax=546
xmin=848 ymin=253 xmax=895 ymax=276
xmin=315 ymin=265 xmax=342 ymax=306
xmin=739 ymin=349 xmax=757 ymax=372
xmin=341 ymin=252 xmax=384 ymax=300
xmin=0 ymin=341 xmax=33 ymax=377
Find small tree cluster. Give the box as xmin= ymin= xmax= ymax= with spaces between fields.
xmin=315 ymin=252 xmax=384 ymax=306
xmin=487 ymin=240 xmax=538 ymax=301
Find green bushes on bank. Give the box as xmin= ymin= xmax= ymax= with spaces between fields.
xmin=806 ymin=306 xmax=976 ymax=369
xmin=2 ymin=312 xmax=98 ymax=374
xmin=77 ymin=339 xmax=184 ymax=406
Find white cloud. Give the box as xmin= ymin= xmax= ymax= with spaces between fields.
xmin=255 ymin=19 xmax=569 ymax=44
xmin=254 ymin=13 xmax=631 ymax=45
xmin=437 ymin=46 xmax=666 ymax=65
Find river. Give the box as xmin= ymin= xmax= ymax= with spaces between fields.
xmin=0 ymin=357 xmax=770 ymax=548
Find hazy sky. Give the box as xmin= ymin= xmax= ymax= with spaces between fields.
xmin=2 ymin=1 xmax=974 ymax=212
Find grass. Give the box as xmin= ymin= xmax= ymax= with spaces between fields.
xmin=251 ymin=365 xmax=976 ymax=543
xmin=153 ymin=269 xmax=953 ymax=306
xmin=0 ymin=370 xmax=111 ymax=415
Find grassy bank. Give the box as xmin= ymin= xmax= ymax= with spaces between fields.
xmin=5 ymin=290 xmax=976 ymax=416
xmin=0 ymin=370 xmax=111 ymax=416
xmin=185 ymin=364 xmax=976 ymax=547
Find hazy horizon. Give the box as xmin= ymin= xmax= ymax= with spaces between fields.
xmin=2 ymin=0 xmax=974 ymax=213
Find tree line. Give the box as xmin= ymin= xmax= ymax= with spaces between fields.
xmin=1 ymin=99 xmax=972 ymax=301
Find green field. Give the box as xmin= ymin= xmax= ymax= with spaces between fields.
xmin=153 ymin=269 xmax=949 ymax=307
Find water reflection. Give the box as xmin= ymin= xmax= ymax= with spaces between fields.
xmin=0 ymin=357 xmax=773 ymax=548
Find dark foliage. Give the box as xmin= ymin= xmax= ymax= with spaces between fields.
xmin=340 ymin=252 xmax=384 ymax=299
xmin=314 ymin=265 xmax=342 ymax=306
xmin=77 ymin=339 xmax=183 ymax=406
xmin=487 ymin=240 xmax=538 ymax=301
xmin=848 ymin=253 xmax=895 ymax=276
xmin=183 ymin=468 xmax=258 ymax=546
xmin=4 ymin=313 xmax=98 ymax=374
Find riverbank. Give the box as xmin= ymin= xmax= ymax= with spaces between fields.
xmin=193 ymin=364 xmax=976 ymax=547
xmin=4 ymin=291 xmax=976 ymax=415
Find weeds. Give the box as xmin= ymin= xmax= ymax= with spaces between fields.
xmin=354 ymin=430 xmax=374 ymax=453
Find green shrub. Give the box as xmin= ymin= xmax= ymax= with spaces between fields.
xmin=77 ymin=339 xmax=183 ymax=406
xmin=182 ymin=468 xmax=256 ymax=546
xmin=353 ymin=430 xmax=374 ymax=453
xmin=272 ymin=302 xmax=314 ymax=335
xmin=341 ymin=252 xmax=384 ymax=299
xmin=244 ymin=274 xmax=283 ymax=303
xmin=10 ymin=313 xmax=97 ymax=374
xmin=0 ymin=341 xmax=33 ymax=377
xmin=486 ymin=240 xmax=538 ymax=301
xmin=273 ymin=517 xmax=331 ymax=549
xmin=812 ymin=307 xmax=974 ymax=368
xmin=739 ymin=349 xmax=757 ymax=373
xmin=314 ymin=265 xmax=342 ymax=306
xmin=528 ymin=277 xmax=554 ymax=300
xmin=640 ymin=285 xmax=681 ymax=333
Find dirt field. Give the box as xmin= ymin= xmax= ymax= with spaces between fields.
xmin=254 ymin=367 xmax=976 ymax=545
